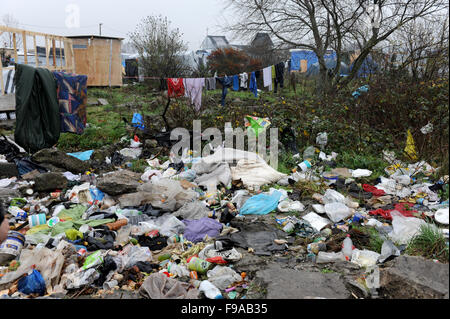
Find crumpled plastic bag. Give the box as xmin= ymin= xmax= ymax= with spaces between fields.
xmin=302 ymin=212 xmax=331 ymax=231
xmin=231 ymin=159 xmax=287 ymax=189
xmin=388 ymin=211 xmax=426 ymax=244
xmin=120 ymin=245 xmax=152 ymax=268
xmin=378 ymin=240 xmax=401 ymax=263
xmin=183 ymin=218 xmax=223 ymax=243
xmin=18 ymin=269 xmax=46 ymax=296
xmin=278 ymin=199 xmax=305 ymax=213
xmin=174 ymin=201 xmax=210 ymax=220
xmin=207 ymin=265 xmax=242 ymax=290
xmin=200 ymin=147 xmax=265 ymax=165
xmin=0 ymin=247 xmax=64 ymax=292
xmin=139 ymin=273 xmax=199 ymax=299
xmin=322 ymin=189 xmax=346 ymax=204
xmin=198 ymin=243 xmax=242 ymax=262
xmin=404 ymin=129 xmax=418 ymax=160
xmin=352 ymin=169 xmax=372 ymax=178
xmin=240 ymin=190 xmax=282 ymax=215
xmin=324 ymin=202 xmax=352 ymax=223
xmin=351 ymin=249 xmax=381 ymax=268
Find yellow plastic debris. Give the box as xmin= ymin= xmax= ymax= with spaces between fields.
xmin=404 ymin=130 xmax=418 ymax=160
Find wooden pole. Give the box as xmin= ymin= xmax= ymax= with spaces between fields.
xmin=52 ymin=38 xmax=57 ymax=67
xmin=0 ymin=53 xmax=4 ymax=95
xmin=70 ymin=40 xmax=75 ymax=73
xmin=12 ymin=33 xmax=18 ymax=63
xmin=45 ymin=36 xmax=50 ymax=67
xmin=22 ymin=31 xmax=28 ymax=64
xmin=33 ymin=35 xmax=38 ymax=67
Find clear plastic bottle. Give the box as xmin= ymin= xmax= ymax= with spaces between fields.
xmin=199 ymin=280 xmax=223 ymax=299
xmin=342 ymin=235 xmax=354 ymax=261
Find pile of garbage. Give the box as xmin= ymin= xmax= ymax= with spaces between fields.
xmin=0 ymin=133 xmax=448 ymax=299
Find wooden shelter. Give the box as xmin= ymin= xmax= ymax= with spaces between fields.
xmin=67 ymin=35 xmax=123 ymax=87
xmin=0 ymin=25 xmax=75 ymax=95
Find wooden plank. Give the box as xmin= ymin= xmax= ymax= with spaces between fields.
xmin=45 ymin=36 xmax=50 ymax=67
xmin=58 ymin=38 xmax=62 ymax=69
xmin=70 ymin=40 xmax=75 ymax=73
xmin=52 ymin=38 xmax=57 ymax=67
xmin=33 ymin=35 xmax=39 ymax=67
xmin=22 ymin=31 xmax=28 ymax=64
xmin=0 ymin=25 xmax=64 ymax=39
xmin=12 ymin=33 xmax=18 ymax=63
xmin=0 ymin=54 xmax=4 ymax=95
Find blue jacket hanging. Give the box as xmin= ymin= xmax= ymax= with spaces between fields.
xmin=217 ymin=76 xmax=232 ymax=106
xmin=232 ymin=75 xmax=240 ymax=91
xmin=249 ymin=72 xmax=258 ymax=97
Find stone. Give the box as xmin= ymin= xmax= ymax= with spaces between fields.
xmin=32 ymin=149 xmax=89 ymax=174
xmin=97 ymin=170 xmax=142 ymax=196
xmin=380 ymin=255 xmax=449 ymax=299
xmin=33 ymin=173 xmax=68 ymax=192
xmin=21 ymin=170 xmax=41 ymax=180
xmin=253 ymin=263 xmax=351 ymax=299
xmin=0 ymin=163 xmax=18 ymax=178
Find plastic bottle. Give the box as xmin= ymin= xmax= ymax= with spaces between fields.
xmin=342 ymin=235 xmax=355 ymax=261
xmin=199 ymin=280 xmax=223 ymax=299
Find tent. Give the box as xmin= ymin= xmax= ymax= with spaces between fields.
xmin=305 ymin=59 xmax=350 ymax=77
xmin=350 ymin=55 xmax=378 ymax=77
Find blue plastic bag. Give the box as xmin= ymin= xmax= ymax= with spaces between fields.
xmin=132 ymin=113 xmax=145 ymax=130
xmin=352 ymin=85 xmax=369 ymax=99
xmin=90 ymin=188 xmax=105 ymax=202
xmin=240 ymin=190 xmax=283 ymax=215
xmin=67 ymin=150 xmax=94 ymax=161
xmin=17 ymin=269 xmax=46 ymax=296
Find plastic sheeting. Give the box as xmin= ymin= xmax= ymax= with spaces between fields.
xmin=139 ymin=273 xmax=199 ymax=299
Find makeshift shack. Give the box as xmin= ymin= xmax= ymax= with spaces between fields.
xmin=67 ymin=35 xmax=123 ymax=87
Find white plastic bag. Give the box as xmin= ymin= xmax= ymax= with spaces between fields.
xmin=207 ymin=265 xmax=242 ymax=290
xmin=278 ymin=199 xmax=305 ymax=213
xmin=351 ymin=249 xmax=381 ymax=268
xmin=352 ymin=169 xmax=372 ymax=178
xmin=322 ymin=189 xmax=346 ymax=204
xmin=324 ymin=202 xmax=352 ymax=223
xmin=388 ymin=211 xmax=426 ymax=244
xmin=302 ymin=212 xmax=331 ymax=231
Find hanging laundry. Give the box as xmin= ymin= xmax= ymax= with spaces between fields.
xmin=1 ymin=69 xmax=15 ymax=94
xmin=232 ymin=75 xmax=240 ymax=91
xmin=167 ymin=78 xmax=185 ymax=98
xmin=240 ymin=73 xmax=248 ymax=89
xmin=249 ymin=72 xmax=258 ymax=98
xmin=53 ymin=71 xmax=88 ymax=135
xmin=185 ymin=78 xmax=205 ymax=111
xmin=271 ymin=65 xmax=276 ymax=88
xmin=263 ymin=67 xmax=273 ymax=91
xmin=217 ymin=76 xmax=232 ymax=107
xmin=205 ymin=78 xmax=216 ymax=91
xmin=274 ymin=62 xmax=285 ymax=93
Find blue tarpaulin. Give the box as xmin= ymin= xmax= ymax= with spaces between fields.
xmin=67 ymin=150 xmax=94 ymax=161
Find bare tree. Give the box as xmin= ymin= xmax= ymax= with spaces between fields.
xmin=129 ymin=15 xmax=189 ymax=90
xmin=223 ymin=0 xmax=448 ymax=92
xmin=1 ymin=14 xmax=22 ymax=50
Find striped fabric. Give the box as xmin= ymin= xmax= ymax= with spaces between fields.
xmin=1 ymin=69 xmax=15 ymax=94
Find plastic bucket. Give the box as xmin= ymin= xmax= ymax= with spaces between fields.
xmin=323 ymin=172 xmax=338 ymax=184
xmin=28 ymin=213 xmax=47 ymax=228
xmin=0 ymin=231 xmax=25 ymax=263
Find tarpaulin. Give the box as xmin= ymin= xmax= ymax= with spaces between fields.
xmin=14 ymin=64 xmax=60 ymax=153
xmin=53 ymin=71 xmax=88 ymax=135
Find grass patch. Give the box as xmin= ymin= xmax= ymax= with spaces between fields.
xmin=321 ymin=268 xmax=335 ymax=274
xmin=336 ymin=151 xmax=389 ymax=181
xmin=406 ymin=224 xmax=449 ymax=263
xmin=350 ymin=225 xmax=384 ymax=253
xmin=130 ymin=159 xmax=148 ymax=174
xmin=294 ymin=180 xmax=327 ymax=198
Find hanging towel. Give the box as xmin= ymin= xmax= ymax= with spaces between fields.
xmin=185 ymin=78 xmax=205 ymax=111
xmin=167 ymin=78 xmax=185 ymax=98
xmin=274 ymin=62 xmax=285 ymax=93
xmin=249 ymin=72 xmax=258 ymax=97
xmin=206 ymin=77 xmax=216 ymax=90
xmin=263 ymin=67 xmax=273 ymax=91
xmin=240 ymin=73 xmax=248 ymax=89
xmin=232 ymin=75 xmax=240 ymax=91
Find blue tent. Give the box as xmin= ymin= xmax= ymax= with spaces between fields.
xmin=290 ymin=50 xmax=337 ymax=71
xmin=350 ymin=55 xmax=378 ymax=77
xmin=305 ymin=59 xmax=350 ymax=77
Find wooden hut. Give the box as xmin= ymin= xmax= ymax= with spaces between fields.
xmin=67 ymin=35 xmax=123 ymax=87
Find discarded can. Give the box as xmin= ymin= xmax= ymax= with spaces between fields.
xmin=147 ymin=230 xmax=160 ymax=238
xmin=77 ymin=248 xmax=87 ymax=257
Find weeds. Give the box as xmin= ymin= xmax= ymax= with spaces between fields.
xmin=406 ymin=224 xmax=449 ymax=263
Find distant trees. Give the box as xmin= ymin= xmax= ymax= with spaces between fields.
xmin=224 ymin=0 xmax=448 ymax=93
xmin=129 ymin=15 xmax=190 ymax=89
xmin=1 ymin=14 xmax=22 ymax=50
xmin=207 ymin=47 xmax=262 ymax=76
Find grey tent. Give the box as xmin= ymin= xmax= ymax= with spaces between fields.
xmin=306 ymin=59 xmax=350 ymax=77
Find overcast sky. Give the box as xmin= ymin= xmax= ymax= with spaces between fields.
xmin=1 ymin=0 xmax=233 ymax=50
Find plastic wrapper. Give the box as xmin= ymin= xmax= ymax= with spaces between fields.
xmin=206 ymin=265 xmax=242 ymax=290
xmin=324 ymin=202 xmax=352 ymax=223
xmin=351 ymin=249 xmax=381 ymax=268
xmin=240 ymin=190 xmax=283 ymax=215
xmin=316 ymin=251 xmax=346 ymax=264
xmin=388 ymin=211 xmax=426 ymax=244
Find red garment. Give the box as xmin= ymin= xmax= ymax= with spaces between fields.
xmin=167 ymin=78 xmax=185 ymax=98
xmin=363 ymin=184 xmax=386 ymax=196
xmin=369 ymin=202 xmax=417 ymax=220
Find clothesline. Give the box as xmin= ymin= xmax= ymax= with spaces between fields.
xmin=122 ymin=59 xmax=291 ymax=81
